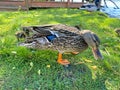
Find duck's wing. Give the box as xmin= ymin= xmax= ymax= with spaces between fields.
xmin=32 ymin=26 xmax=52 ymax=36
xmin=30 ymin=24 xmax=80 ymax=37
xmin=50 ymin=24 xmax=80 ymax=34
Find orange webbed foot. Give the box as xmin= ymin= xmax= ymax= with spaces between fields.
xmin=57 ymin=59 xmax=70 ymax=65
xmin=57 ymin=53 xmax=70 ymax=65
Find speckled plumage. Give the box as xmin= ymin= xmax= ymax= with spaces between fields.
xmin=52 ymin=36 xmax=88 ymax=53
xmin=19 ymin=24 xmax=103 ymax=60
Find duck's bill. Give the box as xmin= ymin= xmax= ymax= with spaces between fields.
xmin=92 ymin=48 xmax=103 ymax=60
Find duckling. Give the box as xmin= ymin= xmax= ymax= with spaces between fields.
xmin=22 ymin=26 xmax=33 ymax=37
xmin=19 ymin=24 xmax=103 ymax=65
xmin=15 ymin=31 xmax=26 ymax=42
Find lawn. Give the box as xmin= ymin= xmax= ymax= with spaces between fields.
xmin=0 ymin=8 xmax=120 ymax=90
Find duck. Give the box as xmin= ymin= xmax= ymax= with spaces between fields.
xmin=19 ymin=24 xmax=103 ymax=65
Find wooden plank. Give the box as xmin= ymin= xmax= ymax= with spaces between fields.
xmin=31 ymin=2 xmax=67 ymax=7
xmin=0 ymin=6 xmax=27 ymax=11
xmin=0 ymin=0 xmax=84 ymax=10
xmin=0 ymin=1 xmax=27 ymax=10
xmin=0 ymin=6 xmax=27 ymax=9
xmin=31 ymin=1 xmax=83 ymax=8
xmin=0 ymin=1 xmax=25 ymax=7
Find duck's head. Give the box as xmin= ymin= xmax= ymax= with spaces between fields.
xmin=81 ymin=30 xmax=103 ymax=60
xmin=22 ymin=26 xmax=33 ymax=36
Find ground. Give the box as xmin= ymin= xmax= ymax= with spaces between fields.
xmin=0 ymin=9 xmax=120 ymax=90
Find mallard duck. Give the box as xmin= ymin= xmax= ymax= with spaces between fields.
xmin=19 ymin=24 xmax=103 ymax=65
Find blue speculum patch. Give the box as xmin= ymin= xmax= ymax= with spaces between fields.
xmin=46 ymin=35 xmax=57 ymax=42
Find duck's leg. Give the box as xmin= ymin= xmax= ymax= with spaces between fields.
xmin=57 ymin=53 xmax=70 ymax=65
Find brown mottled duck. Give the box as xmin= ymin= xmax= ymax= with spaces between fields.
xmin=19 ymin=24 xmax=103 ymax=65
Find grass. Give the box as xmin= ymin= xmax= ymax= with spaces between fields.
xmin=0 ymin=8 xmax=120 ymax=90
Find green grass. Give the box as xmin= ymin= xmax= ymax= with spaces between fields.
xmin=0 ymin=8 xmax=120 ymax=90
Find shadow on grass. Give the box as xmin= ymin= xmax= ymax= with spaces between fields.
xmin=0 ymin=54 xmax=107 ymax=90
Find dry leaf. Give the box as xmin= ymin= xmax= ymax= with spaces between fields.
xmin=11 ymin=51 xmax=17 ymax=54
xmin=38 ymin=70 xmax=41 ymax=75
xmin=84 ymin=59 xmax=92 ymax=63
xmin=46 ymin=65 xmax=50 ymax=68
xmin=30 ymin=62 xmax=33 ymax=67
xmin=91 ymin=66 xmax=97 ymax=70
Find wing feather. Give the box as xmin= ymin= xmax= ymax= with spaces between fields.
xmin=31 ymin=24 xmax=80 ymax=36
